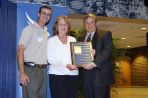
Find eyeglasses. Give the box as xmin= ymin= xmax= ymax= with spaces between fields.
xmin=40 ymin=12 xmax=51 ymax=17
xmin=58 ymin=24 xmax=68 ymax=27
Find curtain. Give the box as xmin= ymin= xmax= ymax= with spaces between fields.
xmin=0 ymin=0 xmax=16 ymax=98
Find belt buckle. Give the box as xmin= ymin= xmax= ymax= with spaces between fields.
xmin=29 ymin=62 xmax=35 ymax=67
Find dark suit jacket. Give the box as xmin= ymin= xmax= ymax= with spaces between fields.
xmin=78 ymin=29 xmax=114 ymax=86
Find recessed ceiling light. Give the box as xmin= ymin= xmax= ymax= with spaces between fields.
xmin=126 ymin=46 xmax=131 ymax=48
xmin=141 ymin=27 xmax=147 ymax=30
xmin=121 ymin=37 xmax=126 ymax=39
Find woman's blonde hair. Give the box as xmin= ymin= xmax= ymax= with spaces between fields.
xmin=53 ymin=16 xmax=71 ymax=35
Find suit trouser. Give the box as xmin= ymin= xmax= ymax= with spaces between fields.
xmin=49 ymin=74 xmax=78 ymax=98
xmin=81 ymin=69 xmax=110 ymax=98
xmin=22 ymin=66 xmax=47 ymax=98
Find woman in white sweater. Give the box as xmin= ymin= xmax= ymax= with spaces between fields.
xmin=47 ymin=16 xmax=78 ymax=98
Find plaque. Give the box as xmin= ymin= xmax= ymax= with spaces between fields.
xmin=70 ymin=42 xmax=94 ymax=66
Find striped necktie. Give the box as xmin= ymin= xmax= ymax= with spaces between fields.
xmin=86 ymin=34 xmax=92 ymax=42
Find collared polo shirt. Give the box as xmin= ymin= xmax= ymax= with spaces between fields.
xmin=19 ymin=23 xmax=49 ymax=64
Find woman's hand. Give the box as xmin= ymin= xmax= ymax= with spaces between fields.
xmin=66 ymin=64 xmax=78 ymax=71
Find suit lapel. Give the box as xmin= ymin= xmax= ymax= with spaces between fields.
xmin=91 ymin=31 xmax=98 ymax=49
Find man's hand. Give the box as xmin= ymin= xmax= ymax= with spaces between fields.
xmin=91 ymin=49 xmax=96 ymax=56
xmin=81 ymin=62 xmax=95 ymax=70
xmin=66 ymin=64 xmax=78 ymax=71
xmin=19 ymin=73 xmax=30 ymax=86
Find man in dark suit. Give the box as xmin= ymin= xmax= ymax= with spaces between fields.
xmin=78 ymin=13 xmax=114 ymax=98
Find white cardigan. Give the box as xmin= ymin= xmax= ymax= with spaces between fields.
xmin=47 ymin=36 xmax=78 ymax=75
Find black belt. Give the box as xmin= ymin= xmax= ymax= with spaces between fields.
xmin=24 ymin=62 xmax=47 ymax=68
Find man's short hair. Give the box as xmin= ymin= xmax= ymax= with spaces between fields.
xmin=38 ymin=5 xmax=52 ymax=25
xmin=83 ymin=13 xmax=97 ymax=23
xmin=39 ymin=5 xmax=52 ymax=13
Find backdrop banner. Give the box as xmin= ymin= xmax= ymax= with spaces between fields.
xmin=16 ymin=3 xmax=69 ymax=98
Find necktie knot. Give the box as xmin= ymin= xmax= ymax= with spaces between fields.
xmin=86 ymin=34 xmax=92 ymax=42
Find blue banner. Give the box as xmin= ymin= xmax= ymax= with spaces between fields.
xmin=16 ymin=3 xmax=69 ymax=98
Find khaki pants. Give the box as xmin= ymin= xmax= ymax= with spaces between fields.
xmin=22 ymin=66 xmax=47 ymax=98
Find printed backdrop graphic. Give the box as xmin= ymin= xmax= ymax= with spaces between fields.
xmin=16 ymin=3 xmax=69 ymax=98
xmin=40 ymin=0 xmax=148 ymax=20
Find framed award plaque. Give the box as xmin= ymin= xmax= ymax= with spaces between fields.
xmin=70 ymin=42 xmax=94 ymax=66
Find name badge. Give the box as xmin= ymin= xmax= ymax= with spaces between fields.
xmin=38 ymin=37 xmax=43 ymax=42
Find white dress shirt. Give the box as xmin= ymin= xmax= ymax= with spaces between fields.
xmin=84 ymin=30 xmax=95 ymax=41
xmin=85 ymin=30 xmax=96 ymax=67
xmin=47 ymin=35 xmax=78 ymax=75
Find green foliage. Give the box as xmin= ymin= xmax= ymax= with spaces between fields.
xmin=111 ymin=38 xmax=130 ymax=85
xmin=70 ymin=26 xmax=86 ymax=39
xmin=112 ymin=38 xmax=128 ymax=65
xmin=111 ymin=38 xmax=129 ymax=74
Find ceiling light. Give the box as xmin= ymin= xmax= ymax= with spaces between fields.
xmin=121 ymin=37 xmax=126 ymax=39
xmin=141 ymin=27 xmax=147 ymax=30
xmin=126 ymin=46 xmax=131 ymax=48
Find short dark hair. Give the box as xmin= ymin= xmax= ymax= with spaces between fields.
xmin=39 ymin=5 xmax=52 ymax=13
